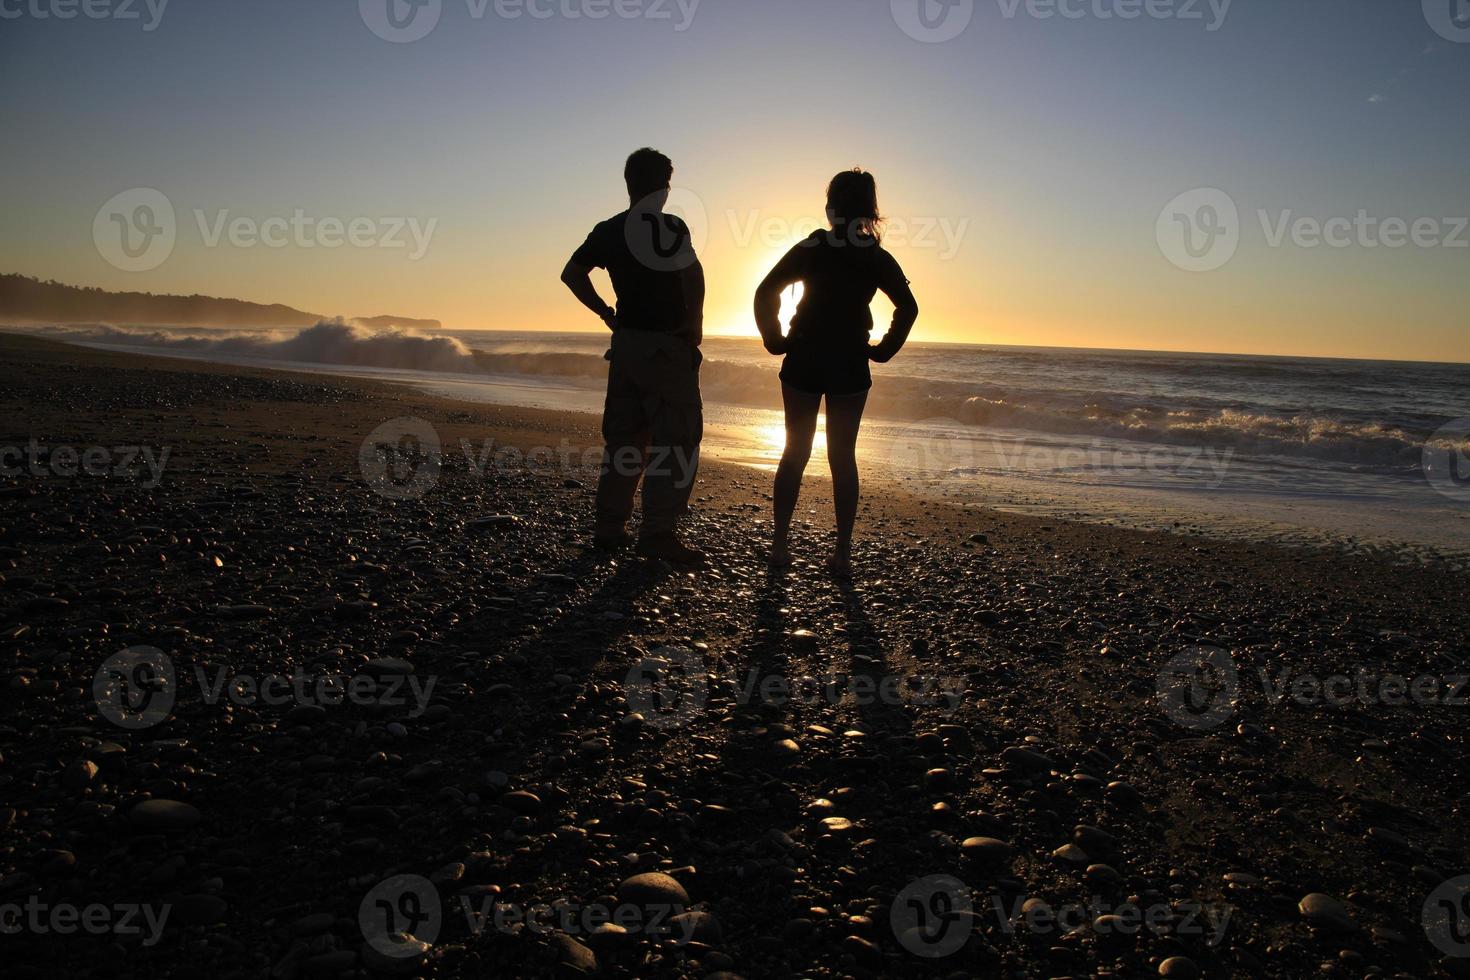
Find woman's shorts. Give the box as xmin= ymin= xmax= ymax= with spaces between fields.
xmin=779 ymin=343 xmax=872 ymax=397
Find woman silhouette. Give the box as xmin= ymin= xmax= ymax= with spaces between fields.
xmin=755 ymin=169 xmax=919 ymax=576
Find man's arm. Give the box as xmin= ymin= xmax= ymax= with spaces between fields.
xmin=561 ymin=259 xmax=617 ymax=330
xmin=679 ymin=257 xmax=705 ymax=347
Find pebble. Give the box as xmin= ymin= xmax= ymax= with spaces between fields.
xmin=1159 ymin=956 xmax=1201 ymax=979
xmin=359 ymin=935 xmax=430 ymax=976
xmin=669 ymin=909 xmax=722 ymax=944
xmin=502 ymin=790 xmax=542 ymax=814
xmin=128 ymin=799 xmax=202 ymax=832
xmin=618 ymin=872 xmax=690 ymax=910
xmin=62 ymin=758 xmax=98 ymax=790
xmin=1298 ymin=893 xmax=1356 ymax=931
xmin=961 ymin=836 xmax=1014 ymax=865
xmin=1001 ymin=746 xmax=1054 ymax=773
xmin=549 ymin=934 xmax=598 ymax=975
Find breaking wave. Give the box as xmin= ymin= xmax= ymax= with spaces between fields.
xmin=29 ymin=323 xmax=1470 ymax=472
xmin=34 ymin=320 xmax=476 ymax=373
xmin=470 ymin=350 xmax=1466 ymax=471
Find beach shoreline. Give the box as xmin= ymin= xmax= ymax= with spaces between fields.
xmin=29 ymin=327 xmax=1470 ymax=571
xmin=3 ymin=332 xmax=1469 ymax=978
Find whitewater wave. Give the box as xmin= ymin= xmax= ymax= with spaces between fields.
xmin=472 ymin=350 xmax=1465 ymax=471
xmin=28 ymin=323 xmax=1469 ymax=471
xmin=34 ymin=320 xmax=476 ymax=373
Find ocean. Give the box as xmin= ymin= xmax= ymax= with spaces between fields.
xmin=38 ymin=322 xmax=1470 ymax=564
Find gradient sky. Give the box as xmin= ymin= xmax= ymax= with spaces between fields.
xmin=2 ymin=0 xmax=1468 ymax=361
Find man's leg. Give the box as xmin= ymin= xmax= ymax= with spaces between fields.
xmin=637 ymin=337 xmax=704 ymax=560
xmin=594 ymin=353 xmax=648 ymax=545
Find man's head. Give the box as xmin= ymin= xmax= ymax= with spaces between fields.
xmin=625 ymin=147 xmax=673 ymax=209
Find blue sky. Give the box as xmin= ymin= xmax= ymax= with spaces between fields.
xmin=2 ymin=0 xmax=1467 ymax=359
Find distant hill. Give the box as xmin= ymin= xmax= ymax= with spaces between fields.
xmin=0 ymin=274 xmax=440 ymax=331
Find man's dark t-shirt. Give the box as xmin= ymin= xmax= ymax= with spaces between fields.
xmin=572 ymin=210 xmax=695 ymax=335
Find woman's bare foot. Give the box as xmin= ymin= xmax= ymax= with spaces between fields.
xmin=825 ymin=546 xmax=852 ymax=579
xmin=768 ymin=539 xmax=792 ymax=568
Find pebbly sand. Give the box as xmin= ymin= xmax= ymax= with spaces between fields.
xmin=1 ymin=332 xmax=1468 ymax=979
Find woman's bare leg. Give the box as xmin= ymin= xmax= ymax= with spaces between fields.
xmin=772 ymin=382 xmax=822 ymax=566
xmin=823 ymin=388 xmax=869 ymax=576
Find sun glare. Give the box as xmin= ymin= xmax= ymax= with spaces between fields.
xmin=755 ymin=420 xmax=827 ymax=458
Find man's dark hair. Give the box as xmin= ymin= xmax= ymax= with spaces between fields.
xmin=625 ymin=148 xmax=673 ymax=202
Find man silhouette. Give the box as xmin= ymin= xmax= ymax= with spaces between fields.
xmin=561 ymin=148 xmax=706 ymax=563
